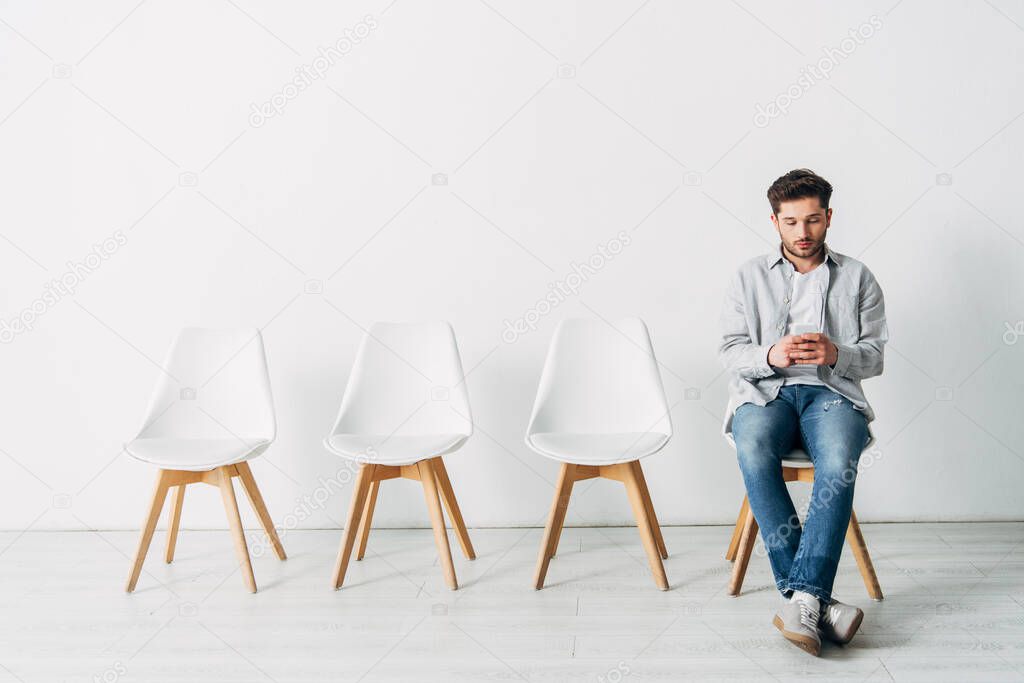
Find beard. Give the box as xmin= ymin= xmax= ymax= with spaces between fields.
xmin=782 ymin=238 xmax=824 ymax=260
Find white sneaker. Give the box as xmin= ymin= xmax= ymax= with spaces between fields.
xmin=819 ymin=598 xmax=864 ymax=645
xmin=772 ymin=593 xmax=821 ymax=656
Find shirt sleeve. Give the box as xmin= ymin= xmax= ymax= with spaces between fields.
xmin=827 ymin=267 xmax=888 ymax=381
xmin=718 ymin=270 xmax=776 ymax=380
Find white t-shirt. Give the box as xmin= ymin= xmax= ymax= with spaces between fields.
xmin=777 ymin=259 xmax=830 ymax=386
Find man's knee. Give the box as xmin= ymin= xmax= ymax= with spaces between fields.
xmin=735 ymin=430 xmax=786 ymax=469
xmin=733 ymin=402 xmax=795 ymax=468
xmin=812 ymin=446 xmax=860 ymax=484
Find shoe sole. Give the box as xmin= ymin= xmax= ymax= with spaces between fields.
xmin=773 ymin=614 xmax=821 ymax=656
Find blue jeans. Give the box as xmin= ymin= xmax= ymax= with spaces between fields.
xmin=732 ymin=384 xmax=869 ymax=603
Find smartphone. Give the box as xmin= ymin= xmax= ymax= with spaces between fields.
xmin=791 ymin=322 xmax=819 ymax=338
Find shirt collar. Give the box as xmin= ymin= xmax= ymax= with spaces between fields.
xmin=766 ymin=243 xmax=842 ymax=269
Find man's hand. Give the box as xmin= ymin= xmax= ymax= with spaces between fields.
xmin=767 ymin=335 xmax=803 ymax=368
xmin=790 ymin=333 xmax=838 ymax=366
xmin=768 ymin=333 xmax=838 ymax=368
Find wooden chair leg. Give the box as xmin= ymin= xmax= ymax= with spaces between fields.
xmin=725 ymin=496 xmax=749 ymax=562
xmin=549 ymin=466 xmax=575 ymax=561
xmin=419 ymin=460 xmax=457 ymax=590
xmin=621 ymin=461 xmax=669 ymax=590
xmin=632 ymin=460 xmax=668 ymax=560
xmin=534 ymin=463 xmax=576 ymax=590
xmin=164 ymin=485 xmax=186 ymax=564
xmin=432 ymin=457 xmax=475 ymax=560
xmin=728 ymin=504 xmax=759 ymax=596
xmin=846 ymin=509 xmax=883 ymax=600
xmin=126 ymin=470 xmax=173 ymax=592
xmin=356 ymin=480 xmax=379 ymax=561
xmin=548 ymin=467 xmax=575 ymax=563
xmin=548 ymin=473 xmax=573 ymax=565
xmin=548 ymin=497 xmax=573 ymax=561
xmin=235 ymin=462 xmax=286 ymax=561
xmin=332 ymin=463 xmax=375 ymax=589
xmin=218 ymin=467 xmax=257 ymax=593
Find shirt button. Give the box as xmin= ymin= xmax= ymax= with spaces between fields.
xmin=777 ymin=323 xmax=784 ymax=330
xmin=784 ymin=297 xmax=790 ymax=303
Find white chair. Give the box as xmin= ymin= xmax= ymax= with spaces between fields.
xmin=326 ymin=321 xmax=475 ymax=591
xmin=526 ymin=318 xmax=673 ymax=590
xmin=724 ymin=442 xmax=883 ymax=600
xmin=124 ymin=328 xmax=285 ymax=594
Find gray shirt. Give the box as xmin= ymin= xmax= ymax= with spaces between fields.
xmin=718 ymin=244 xmax=888 ymax=442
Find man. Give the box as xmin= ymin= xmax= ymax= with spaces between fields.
xmin=718 ymin=169 xmax=888 ymax=656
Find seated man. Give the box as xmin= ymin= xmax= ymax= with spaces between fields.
xmin=718 ymin=169 xmax=888 ymax=656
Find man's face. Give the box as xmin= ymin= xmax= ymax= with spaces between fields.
xmin=771 ymin=196 xmax=831 ymax=260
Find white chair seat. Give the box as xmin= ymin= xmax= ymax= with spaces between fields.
xmin=527 ymin=432 xmax=671 ymax=465
xmin=781 ymin=437 xmax=876 ymax=467
xmin=126 ymin=437 xmax=271 ymax=471
xmin=782 ymin=447 xmax=812 ymax=466
xmin=325 ymin=433 xmax=469 ymax=466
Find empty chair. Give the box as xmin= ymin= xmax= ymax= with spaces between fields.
xmin=527 ymin=318 xmax=673 ymax=590
xmin=326 ymin=321 xmax=475 ymax=590
xmin=124 ymin=328 xmax=286 ymax=593
xmin=724 ymin=443 xmax=883 ymax=600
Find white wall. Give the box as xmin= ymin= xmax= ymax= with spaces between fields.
xmin=2 ymin=0 xmax=1023 ymax=531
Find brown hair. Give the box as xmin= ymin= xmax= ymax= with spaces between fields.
xmin=767 ymin=169 xmax=833 ymax=214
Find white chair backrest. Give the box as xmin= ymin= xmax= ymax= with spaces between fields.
xmin=136 ymin=328 xmax=276 ymax=442
xmin=526 ymin=318 xmax=672 ymax=438
xmin=329 ymin=322 xmax=473 ymax=438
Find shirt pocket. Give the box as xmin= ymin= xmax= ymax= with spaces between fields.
xmin=828 ymin=293 xmax=860 ymax=342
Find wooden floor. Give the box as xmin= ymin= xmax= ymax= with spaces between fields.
xmin=0 ymin=523 xmax=1022 ymax=682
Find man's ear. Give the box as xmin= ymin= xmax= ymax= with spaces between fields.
xmin=825 ymin=207 xmax=833 ymax=227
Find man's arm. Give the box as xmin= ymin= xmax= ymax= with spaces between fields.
xmin=718 ymin=270 xmax=775 ymax=380
xmin=827 ymin=268 xmax=887 ymax=380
